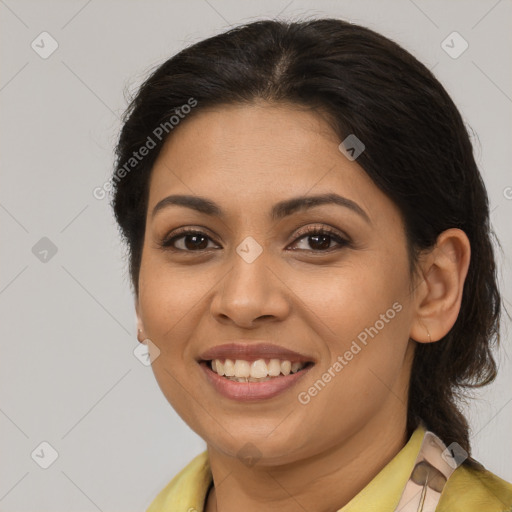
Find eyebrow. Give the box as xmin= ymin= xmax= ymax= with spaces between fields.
xmin=151 ymin=192 xmax=371 ymax=224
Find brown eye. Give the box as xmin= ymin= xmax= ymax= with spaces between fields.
xmin=290 ymin=227 xmax=350 ymax=252
xmin=161 ymin=229 xmax=218 ymax=252
xmin=160 ymin=226 xmax=349 ymax=254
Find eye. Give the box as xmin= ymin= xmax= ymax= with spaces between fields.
xmin=289 ymin=225 xmax=350 ymax=252
xmin=160 ymin=228 xmax=219 ymax=252
xmin=159 ymin=225 xmax=350 ymax=253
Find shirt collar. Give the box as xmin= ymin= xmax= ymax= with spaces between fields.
xmin=339 ymin=424 xmax=427 ymax=511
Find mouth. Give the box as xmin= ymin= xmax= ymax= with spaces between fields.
xmin=197 ymin=343 xmax=316 ymax=401
xmin=200 ymin=358 xmax=315 ymax=382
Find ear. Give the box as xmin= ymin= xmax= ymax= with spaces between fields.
xmin=135 ymin=297 xmax=145 ymax=344
xmin=409 ymin=228 xmax=471 ymax=344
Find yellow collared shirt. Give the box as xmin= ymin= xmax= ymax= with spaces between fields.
xmin=146 ymin=425 xmax=512 ymax=511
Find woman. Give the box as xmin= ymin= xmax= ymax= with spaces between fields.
xmin=111 ymin=18 xmax=512 ymax=512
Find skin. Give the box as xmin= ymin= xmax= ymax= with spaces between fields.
xmin=135 ymin=101 xmax=471 ymax=512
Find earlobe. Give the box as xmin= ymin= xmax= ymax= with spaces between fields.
xmin=135 ymin=299 xmax=145 ymax=343
xmin=410 ymin=228 xmax=471 ymax=344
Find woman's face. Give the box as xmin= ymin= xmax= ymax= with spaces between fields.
xmin=136 ymin=101 xmax=419 ymax=465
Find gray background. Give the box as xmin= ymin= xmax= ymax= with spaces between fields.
xmin=1 ymin=0 xmax=511 ymax=510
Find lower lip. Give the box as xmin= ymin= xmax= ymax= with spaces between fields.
xmin=199 ymin=362 xmax=313 ymax=402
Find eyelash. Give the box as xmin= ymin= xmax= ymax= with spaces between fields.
xmin=160 ymin=225 xmax=350 ymax=254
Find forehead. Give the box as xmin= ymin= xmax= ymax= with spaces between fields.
xmin=153 ymin=101 xmax=341 ymax=174
xmin=146 ymin=102 xmax=396 ymax=226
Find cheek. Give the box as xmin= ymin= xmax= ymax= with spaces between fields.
xmin=137 ymin=253 xmax=208 ymax=361
xmin=292 ymin=250 xmax=410 ymax=351
xmin=294 ymin=247 xmax=412 ymax=405
xmin=137 ymin=260 xmax=213 ymax=427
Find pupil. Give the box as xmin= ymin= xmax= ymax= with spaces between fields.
xmin=185 ymin=234 xmax=208 ymax=250
xmin=310 ymin=234 xmax=330 ymax=250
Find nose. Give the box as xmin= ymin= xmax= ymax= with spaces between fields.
xmin=210 ymin=246 xmax=291 ymax=329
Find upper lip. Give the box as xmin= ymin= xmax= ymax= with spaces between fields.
xmin=199 ymin=342 xmax=315 ymax=363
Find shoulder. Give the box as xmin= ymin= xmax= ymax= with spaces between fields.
xmin=145 ymin=451 xmax=212 ymax=512
xmin=437 ymin=462 xmax=512 ymax=512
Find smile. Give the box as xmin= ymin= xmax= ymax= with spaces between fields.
xmin=209 ymin=358 xmax=310 ymax=382
xmin=199 ymin=358 xmax=314 ymax=401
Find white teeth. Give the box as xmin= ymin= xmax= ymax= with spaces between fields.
xmin=268 ymin=359 xmax=281 ymax=376
xmin=234 ymin=360 xmax=251 ymax=378
xmin=250 ymin=359 xmax=268 ymax=378
xmin=224 ymin=359 xmax=235 ymax=377
xmin=210 ymin=358 xmax=307 ymax=379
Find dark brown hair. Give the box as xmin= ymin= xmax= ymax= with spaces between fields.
xmin=111 ymin=18 xmax=502 ymax=467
